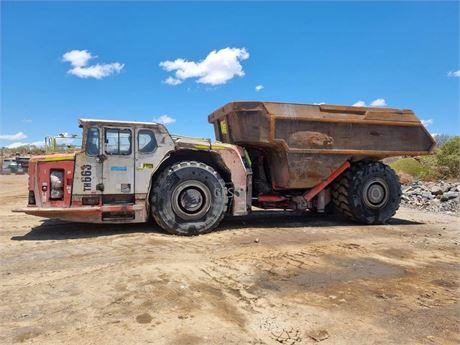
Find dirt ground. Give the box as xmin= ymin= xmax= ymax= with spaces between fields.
xmin=1 ymin=174 xmax=459 ymax=345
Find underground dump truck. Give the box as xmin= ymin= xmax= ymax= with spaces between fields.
xmin=14 ymin=102 xmax=435 ymax=235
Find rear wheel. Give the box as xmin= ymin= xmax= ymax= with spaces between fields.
xmin=331 ymin=161 xmax=401 ymax=224
xmin=151 ymin=161 xmax=228 ymax=235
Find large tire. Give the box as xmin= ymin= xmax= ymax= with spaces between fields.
xmin=331 ymin=161 xmax=401 ymax=224
xmin=150 ymin=161 xmax=228 ymax=235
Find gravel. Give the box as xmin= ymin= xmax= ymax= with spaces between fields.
xmin=401 ymin=180 xmax=460 ymax=216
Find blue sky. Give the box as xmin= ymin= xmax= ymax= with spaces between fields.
xmin=1 ymin=1 xmax=459 ymax=148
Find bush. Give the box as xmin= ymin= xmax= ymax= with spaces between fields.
xmin=419 ymin=154 xmax=438 ymax=180
xmin=435 ymin=136 xmax=460 ymax=178
xmin=391 ymin=136 xmax=460 ymax=180
xmin=390 ymin=158 xmax=423 ymax=176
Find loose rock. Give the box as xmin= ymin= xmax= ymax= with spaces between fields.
xmin=430 ymin=186 xmax=443 ymax=195
xmin=400 ymin=180 xmax=460 ymax=215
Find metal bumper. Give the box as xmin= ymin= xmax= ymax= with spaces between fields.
xmin=12 ymin=204 xmax=147 ymax=223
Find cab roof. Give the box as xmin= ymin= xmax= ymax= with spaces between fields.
xmin=79 ymin=118 xmax=163 ymax=127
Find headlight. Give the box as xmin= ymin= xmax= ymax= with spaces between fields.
xmin=50 ymin=170 xmax=64 ymax=200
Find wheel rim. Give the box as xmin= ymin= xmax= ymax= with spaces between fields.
xmin=171 ymin=181 xmax=212 ymax=220
xmin=362 ymin=178 xmax=389 ymax=209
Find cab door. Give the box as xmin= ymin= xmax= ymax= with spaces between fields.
xmin=102 ymin=127 xmax=135 ymax=200
xmin=134 ymin=126 xmax=174 ymax=195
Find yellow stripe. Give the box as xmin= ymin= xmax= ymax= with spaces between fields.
xmin=193 ymin=144 xmax=210 ymax=150
xmin=43 ymin=155 xmax=74 ymax=162
xmin=193 ymin=144 xmax=227 ymax=150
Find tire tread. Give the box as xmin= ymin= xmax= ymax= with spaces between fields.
xmin=331 ymin=160 xmax=401 ymax=224
xmin=150 ymin=161 xmax=228 ymax=235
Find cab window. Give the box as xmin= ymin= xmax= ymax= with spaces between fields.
xmin=138 ymin=129 xmax=157 ymax=153
xmin=86 ymin=127 xmax=100 ymax=156
xmin=105 ymin=128 xmax=132 ymax=155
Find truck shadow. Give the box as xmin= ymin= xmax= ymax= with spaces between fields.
xmin=10 ymin=219 xmax=162 ymax=241
xmin=218 ymin=210 xmax=422 ymax=231
xmin=11 ymin=210 xmax=422 ymax=241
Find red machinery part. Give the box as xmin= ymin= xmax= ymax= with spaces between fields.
xmin=257 ymin=195 xmax=287 ymax=203
xmin=303 ymin=161 xmax=351 ymax=202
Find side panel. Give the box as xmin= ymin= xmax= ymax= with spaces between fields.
xmin=276 ymin=119 xmax=434 ymax=153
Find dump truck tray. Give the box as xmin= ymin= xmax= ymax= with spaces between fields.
xmin=209 ymin=101 xmax=434 ymax=189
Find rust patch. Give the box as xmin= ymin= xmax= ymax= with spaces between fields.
xmin=287 ymin=156 xmax=334 ymax=188
xmin=288 ymin=131 xmax=334 ymax=148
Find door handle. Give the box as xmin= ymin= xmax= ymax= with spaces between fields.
xmin=96 ymin=154 xmax=107 ymax=163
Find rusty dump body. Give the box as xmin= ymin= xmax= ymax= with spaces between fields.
xmin=209 ymin=101 xmax=435 ymax=190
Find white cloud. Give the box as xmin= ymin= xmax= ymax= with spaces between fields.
xmin=255 ymin=84 xmax=264 ymax=92
xmin=352 ymin=98 xmax=387 ymax=107
xmin=62 ymin=50 xmax=93 ymax=67
xmin=0 ymin=132 xmax=27 ymax=141
xmin=313 ymin=102 xmax=325 ymax=105
xmin=62 ymin=50 xmax=124 ymax=79
xmin=352 ymin=100 xmax=366 ymax=107
xmin=68 ymin=63 xmax=124 ymax=79
xmin=160 ymin=47 xmax=250 ymax=86
xmin=22 ymin=119 xmax=32 ymax=123
xmin=5 ymin=141 xmax=44 ymax=149
xmin=154 ymin=115 xmax=176 ymax=125
xmin=164 ymin=76 xmax=183 ymax=86
xmin=447 ymin=70 xmax=460 ymax=77
xmin=421 ymin=119 xmax=433 ymax=127
xmin=370 ymin=98 xmax=387 ymax=107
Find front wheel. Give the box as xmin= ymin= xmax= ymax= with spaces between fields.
xmin=331 ymin=161 xmax=401 ymax=224
xmin=150 ymin=161 xmax=228 ymax=235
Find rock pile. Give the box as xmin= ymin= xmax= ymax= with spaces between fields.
xmin=401 ymin=180 xmax=460 ymax=215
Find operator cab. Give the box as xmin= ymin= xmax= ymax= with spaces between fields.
xmin=76 ymin=119 xmax=175 ymax=209
xmin=20 ymin=119 xmax=175 ymax=223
